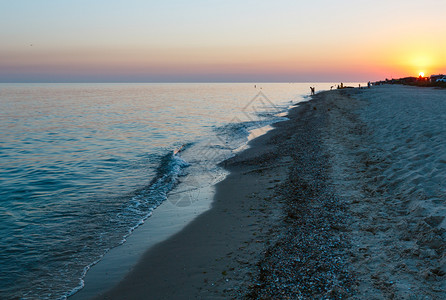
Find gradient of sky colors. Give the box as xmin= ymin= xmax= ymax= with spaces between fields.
xmin=1 ymin=0 xmax=446 ymax=82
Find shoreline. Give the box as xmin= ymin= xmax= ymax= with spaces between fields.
xmin=70 ymin=116 xmax=284 ymax=300
xmin=94 ymin=111 xmax=294 ymax=299
xmin=69 ymin=183 xmax=215 ymax=299
xmin=87 ymin=85 xmax=444 ymax=299
xmin=93 ymin=91 xmax=335 ymax=299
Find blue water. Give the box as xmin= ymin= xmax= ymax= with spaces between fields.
xmin=0 ymin=83 xmax=335 ymax=299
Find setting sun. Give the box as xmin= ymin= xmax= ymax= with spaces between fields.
xmin=419 ymin=72 xmax=425 ymax=77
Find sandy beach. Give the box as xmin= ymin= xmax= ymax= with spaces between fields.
xmin=94 ymin=85 xmax=445 ymax=299
xmin=5 ymin=2 xmax=446 ymax=299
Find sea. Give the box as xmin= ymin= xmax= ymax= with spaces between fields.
xmin=0 ymin=82 xmax=343 ymax=299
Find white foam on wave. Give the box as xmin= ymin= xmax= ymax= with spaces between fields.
xmin=65 ymin=149 xmax=190 ymax=300
xmin=120 ymin=151 xmax=190 ymax=244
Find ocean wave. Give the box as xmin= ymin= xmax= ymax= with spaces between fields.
xmin=66 ymin=148 xmax=191 ymax=300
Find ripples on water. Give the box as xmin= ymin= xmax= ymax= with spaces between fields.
xmin=0 ymin=83 xmax=334 ymax=299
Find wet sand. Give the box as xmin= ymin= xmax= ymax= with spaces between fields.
xmin=96 ymin=86 xmax=446 ymax=299
xmin=95 ymin=126 xmax=290 ymax=299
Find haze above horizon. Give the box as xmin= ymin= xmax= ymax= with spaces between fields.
xmin=1 ymin=0 xmax=445 ymax=83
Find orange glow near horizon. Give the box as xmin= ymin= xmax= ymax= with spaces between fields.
xmin=392 ymin=45 xmax=445 ymax=78
xmin=2 ymin=41 xmax=446 ymax=82
xmin=0 ymin=27 xmax=446 ymax=82
xmin=2 ymin=1 xmax=446 ymax=82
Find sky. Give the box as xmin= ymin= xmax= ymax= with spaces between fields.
xmin=1 ymin=0 xmax=446 ymax=82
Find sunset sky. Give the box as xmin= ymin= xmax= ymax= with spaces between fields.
xmin=1 ymin=0 xmax=445 ymax=82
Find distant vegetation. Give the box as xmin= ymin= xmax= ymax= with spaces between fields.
xmin=374 ymin=76 xmax=446 ymax=88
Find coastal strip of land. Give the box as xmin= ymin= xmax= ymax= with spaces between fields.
xmin=96 ymin=85 xmax=445 ymax=299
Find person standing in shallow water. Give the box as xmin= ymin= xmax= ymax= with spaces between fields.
xmin=310 ymin=87 xmax=315 ymax=95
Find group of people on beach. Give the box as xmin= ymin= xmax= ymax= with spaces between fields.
xmin=312 ymin=81 xmax=372 ymax=95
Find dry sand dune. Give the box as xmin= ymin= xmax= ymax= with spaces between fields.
xmin=324 ymin=86 xmax=445 ymax=298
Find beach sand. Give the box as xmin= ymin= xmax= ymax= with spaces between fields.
xmin=95 ymin=130 xmax=290 ymax=299
xmin=94 ymin=85 xmax=445 ymax=299
xmin=325 ymin=86 xmax=446 ymax=298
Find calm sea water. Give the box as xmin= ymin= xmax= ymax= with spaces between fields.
xmin=0 ymin=83 xmax=336 ymax=299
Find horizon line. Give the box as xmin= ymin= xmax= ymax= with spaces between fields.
xmin=0 ymin=80 xmax=368 ymax=84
